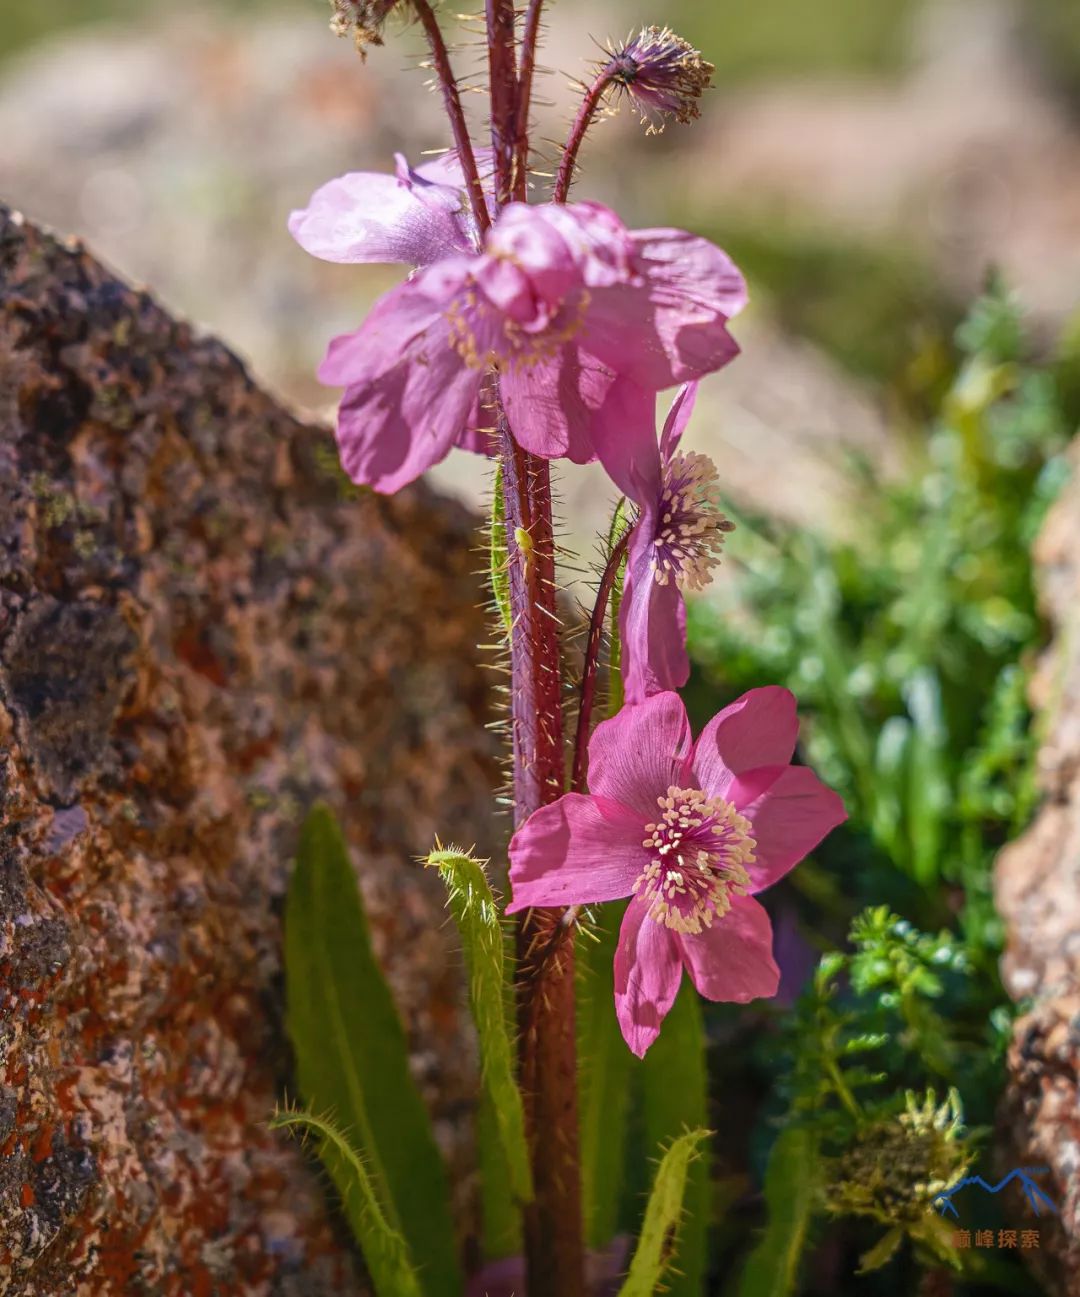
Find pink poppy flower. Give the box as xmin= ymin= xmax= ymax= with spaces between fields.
xmin=292 ymin=160 xmax=746 ymax=491
xmin=611 ymin=381 xmax=734 ymax=703
xmin=506 ymin=690 xmax=846 ymax=1056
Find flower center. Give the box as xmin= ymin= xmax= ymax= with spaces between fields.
xmin=445 ymin=262 xmax=589 ymax=372
xmin=651 ymin=451 xmax=734 ymax=591
xmin=634 ymin=786 xmax=754 ymax=934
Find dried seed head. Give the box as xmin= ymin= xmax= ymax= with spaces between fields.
xmin=329 ymin=0 xmax=403 ymax=57
xmin=606 ymin=26 xmax=714 ymax=131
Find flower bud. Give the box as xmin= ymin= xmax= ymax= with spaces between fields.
xmin=329 ymin=0 xmax=402 ymax=56
xmin=606 ymin=26 xmax=714 ymax=131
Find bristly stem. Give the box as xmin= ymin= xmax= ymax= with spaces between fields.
xmin=513 ymin=0 xmax=546 ymax=201
xmin=571 ymin=529 xmax=630 ymax=794
xmin=412 ymin=0 xmax=491 ymax=232
xmin=485 ymin=0 xmax=519 ymax=205
xmin=499 ymin=409 xmax=586 ymax=1297
xmin=553 ymin=66 xmax=616 ymax=202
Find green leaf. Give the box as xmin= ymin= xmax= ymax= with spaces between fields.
xmin=735 ymin=1126 xmax=819 ymax=1297
xmin=857 ymin=1225 xmax=904 ymax=1274
xmin=477 ymin=1087 xmax=523 ymax=1259
xmin=903 ymin=669 xmax=950 ymax=886
xmin=617 ymin=1129 xmax=711 ymax=1297
xmin=285 ymin=805 xmax=462 ymax=1297
xmin=425 ymin=847 xmax=532 ymax=1206
xmin=607 ymin=496 xmax=632 ymax=716
xmin=270 ymin=1107 xmax=424 ymax=1297
xmin=578 ymin=904 xmax=635 ymax=1248
xmin=490 ymin=462 xmax=512 ymax=637
xmin=641 ymin=984 xmax=710 ymax=1296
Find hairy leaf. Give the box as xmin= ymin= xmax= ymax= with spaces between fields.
xmin=490 ymin=461 xmax=512 ymax=637
xmin=426 ymin=847 xmax=532 ymax=1205
xmin=286 ymin=805 xmax=462 ymax=1297
xmin=270 ymin=1107 xmax=423 ymax=1297
xmin=618 ymin=1129 xmax=711 ymax=1297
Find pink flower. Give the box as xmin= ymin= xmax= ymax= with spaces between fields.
xmin=614 ymin=381 xmax=733 ymax=703
xmin=506 ymin=690 xmax=846 ymax=1056
xmin=292 ymin=166 xmax=746 ymax=492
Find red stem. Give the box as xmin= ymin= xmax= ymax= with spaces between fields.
xmin=412 ymin=0 xmax=491 ymax=232
xmin=553 ymin=67 xmax=615 ymax=203
xmin=513 ymin=0 xmax=546 ymax=201
xmin=571 ymin=530 xmax=630 ymax=794
xmin=485 ymin=0 xmax=519 ymax=205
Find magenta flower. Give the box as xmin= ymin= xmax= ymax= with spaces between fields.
xmin=291 ymin=167 xmax=746 ymax=492
xmin=613 ymin=381 xmax=734 ymax=703
xmin=507 ymin=689 xmax=846 ymax=1056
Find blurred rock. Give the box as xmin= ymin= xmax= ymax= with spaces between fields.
xmin=0 ymin=206 xmax=496 ymax=1295
xmin=996 ymin=440 xmax=1080 ymax=1295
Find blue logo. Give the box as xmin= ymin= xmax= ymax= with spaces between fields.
xmin=933 ymin=1167 xmax=1058 ymax=1219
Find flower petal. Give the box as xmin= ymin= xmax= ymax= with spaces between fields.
xmin=619 ymin=523 xmax=689 ymax=705
xmin=505 ymin=794 xmax=644 ymax=914
xmin=500 ymin=348 xmax=611 ymax=463
xmin=729 ymin=764 xmax=847 ymax=892
xmin=691 ymin=686 xmax=800 ymax=800
xmin=678 ymin=894 xmax=779 ymax=1003
xmin=587 ymin=691 xmax=692 ymax=816
xmin=288 ymin=164 xmax=471 ymax=267
xmin=614 ymin=898 xmax=684 ymax=1057
xmin=587 ymin=377 xmax=662 ymax=502
xmin=583 ymin=232 xmax=746 ymax=389
xmin=660 ymin=381 xmax=699 ymax=460
xmin=321 ymin=264 xmax=482 ymax=492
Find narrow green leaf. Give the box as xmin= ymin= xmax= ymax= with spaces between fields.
xmin=903 ymin=668 xmax=950 ymax=885
xmin=477 ymin=1087 xmax=523 ymax=1259
xmin=490 ymin=462 xmax=512 ymax=637
xmin=425 ymin=847 xmax=532 ymax=1206
xmin=270 ymin=1107 xmax=424 ymax=1297
xmin=286 ymin=805 xmax=462 ymax=1297
xmin=735 ymin=1126 xmax=819 ymax=1297
xmin=578 ymin=903 xmax=635 ymax=1247
xmin=607 ymin=496 xmax=632 ymax=716
xmin=617 ymin=1129 xmax=711 ymax=1297
xmin=641 ymin=984 xmax=710 ymax=1296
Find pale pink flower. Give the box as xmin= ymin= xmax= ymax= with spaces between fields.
xmin=291 ymin=164 xmax=746 ymax=492
xmin=507 ymin=690 xmax=846 ymax=1056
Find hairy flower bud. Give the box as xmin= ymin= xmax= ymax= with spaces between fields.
xmin=605 ymin=26 xmax=714 ymax=131
xmin=329 ymin=0 xmax=403 ymax=56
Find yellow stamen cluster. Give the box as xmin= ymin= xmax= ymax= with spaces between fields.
xmin=652 ymin=451 xmax=734 ymax=591
xmin=634 ymin=786 xmax=754 ymax=934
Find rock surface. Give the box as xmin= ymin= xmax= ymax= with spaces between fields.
xmin=0 ymin=206 xmax=495 ymax=1295
xmin=996 ymin=442 xmax=1080 ymax=1295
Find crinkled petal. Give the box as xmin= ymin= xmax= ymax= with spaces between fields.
xmin=584 ymin=232 xmax=746 ymax=389
xmin=587 ymin=691 xmax=693 ymax=815
xmin=678 ymin=894 xmax=779 ymax=1003
xmin=288 ymin=166 xmax=471 ymax=267
xmin=729 ymin=764 xmax=847 ymax=893
xmin=691 ymin=687 xmax=800 ymax=801
xmin=500 ymin=347 xmax=611 ymax=463
xmin=619 ymin=521 xmax=689 ymax=705
xmin=614 ymin=897 xmax=684 ymax=1057
xmin=505 ymin=794 xmax=644 ymax=914
xmin=321 ymin=265 xmax=483 ymax=493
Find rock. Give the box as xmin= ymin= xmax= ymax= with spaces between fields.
xmin=0 ymin=206 xmax=495 ymax=1295
xmin=995 ymin=441 xmax=1080 ymax=1295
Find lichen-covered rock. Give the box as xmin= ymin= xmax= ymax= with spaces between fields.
xmin=996 ymin=442 xmax=1080 ymax=1296
xmin=0 ymin=205 xmax=496 ymax=1295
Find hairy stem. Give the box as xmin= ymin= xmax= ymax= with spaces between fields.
xmin=553 ymin=68 xmax=615 ymax=203
xmin=412 ymin=0 xmax=491 ymax=232
xmin=485 ymin=0 xmax=519 ymax=205
xmin=499 ymin=407 xmax=586 ymax=1297
xmin=513 ymin=0 xmax=546 ymax=200
xmin=571 ymin=530 xmax=630 ymax=794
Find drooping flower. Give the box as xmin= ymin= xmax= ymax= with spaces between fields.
xmin=605 ymin=25 xmax=715 ymax=130
xmin=613 ymin=381 xmax=734 ymax=703
xmin=291 ymin=170 xmax=746 ymax=492
xmin=506 ymin=689 xmax=846 ymax=1056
